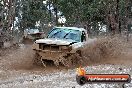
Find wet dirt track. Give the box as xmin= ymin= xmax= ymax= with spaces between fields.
xmin=0 ymin=37 xmax=132 ymax=88
xmin=0 ymin=65 xmax=132 ymax=88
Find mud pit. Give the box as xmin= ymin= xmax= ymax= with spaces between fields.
xmin=0 ymin=37 xmax=132 ymax=88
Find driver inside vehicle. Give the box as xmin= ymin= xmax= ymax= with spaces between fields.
xmin=81 ymin=31 xmax=86 ymax=42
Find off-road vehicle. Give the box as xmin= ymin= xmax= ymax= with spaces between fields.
xmin=23 ymin=29 xmax=45 ymax=42
xmin=32 ymin=27 xmax=88 ymax=67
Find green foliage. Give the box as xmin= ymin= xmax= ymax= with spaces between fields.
xmin=57 ymin=0 xmax=128 ymax=25
xmin=15 ymin=0 xmax=130 ymax=31
xmin=57 ymin=0 xmax=106 ymax=25
xmin=9 ymin=0 xmax=131 ymax=36
xmin=19 ymin=0 xmax=50 ymax=29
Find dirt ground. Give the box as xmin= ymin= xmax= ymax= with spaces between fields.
xmin=0 ymin=37 xmax=132 ymax=88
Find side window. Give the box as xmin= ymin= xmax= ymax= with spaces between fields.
xmin=81 ymin=31 xmax=86 ymax=42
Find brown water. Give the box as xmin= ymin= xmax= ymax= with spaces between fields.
xmin=0 ymin=36 xmax=132 ymax=87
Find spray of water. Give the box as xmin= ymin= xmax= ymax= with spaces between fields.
xmin=82 ymin=36 xmax=128 ymax=65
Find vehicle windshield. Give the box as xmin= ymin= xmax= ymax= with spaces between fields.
xmin=47 ymin=28 xmax=81 ymax=42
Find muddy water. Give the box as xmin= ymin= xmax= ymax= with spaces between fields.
xmin=0 ymin=65 xmax=132 ymax=88
xmin=82 ymin=37 xmax=132 ymax=66
xmin=0 ymin=37 xmax=132 ymax=88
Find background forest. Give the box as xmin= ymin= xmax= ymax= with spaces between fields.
xmin=0 ymin=0 xmax=132 ymax=43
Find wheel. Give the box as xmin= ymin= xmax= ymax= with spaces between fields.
xmin=76 ymin=75 xmax=87 ymax=85
xmin=60 ymin=51 xmax=83 ymax=68
xmin=53 ymin=59 xmax=60 ymax=67
xmin=61 ymin=55 xmax=73 ymax=68
xmin=33 ymin=53 xmax=43 ymax=66
xmin=74 ymin=51 xmax=83 ymax=65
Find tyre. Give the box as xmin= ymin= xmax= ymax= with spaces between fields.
xmin=33 ymin=53 xmax=43 ymax=66
xmin=61 ymin=51 xmax=83 ymax=68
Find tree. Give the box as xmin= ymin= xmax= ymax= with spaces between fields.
xmin=57 ymin=0 xmax=130 ymax=35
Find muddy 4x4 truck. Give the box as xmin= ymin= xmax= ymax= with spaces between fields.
xmin=32 ymin=27 xmax=89 ymax=67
